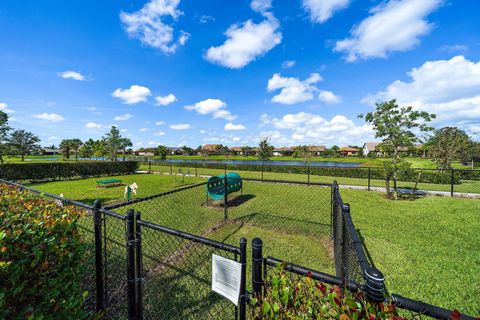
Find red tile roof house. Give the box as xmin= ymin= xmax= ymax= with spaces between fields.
xmin=339 ymin=146 xmax=359 ymax=157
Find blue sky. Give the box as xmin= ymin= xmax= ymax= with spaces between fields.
xmin=1 ymin=0 xmax=480 ymax=149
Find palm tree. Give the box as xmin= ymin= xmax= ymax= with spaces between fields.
xmin=120 ymin=138 xmax=133 ymax=161
xmin=70 ymin=139 xmax=83 ymax=160
xmin=59 ymin=139 xmax=73 ymax=160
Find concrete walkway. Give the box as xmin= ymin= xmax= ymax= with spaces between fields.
xmin=137 ymin=170 xmax=480 ymax=199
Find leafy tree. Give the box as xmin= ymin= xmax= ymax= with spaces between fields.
xmin=241 ymin=146 xmax=253 ymax=157
xmin=119 ymin=137 xmax=133 ymax=161
xmin=157 ymin=145 xmax=168 ymax=160
xmin=330 ymin=145 xmax=339 ymax=157
xmin=428 ymin=127 xmax=470 ymax=172
xmin=181 ymin=145 xmax=194 ymax=156
xmin=103 ymin=126 xmax=122 ymax=161
xmin=359 ymin=99 xmax=435 ymax=199
xmin=257 ymin=137 xmax=273 ymax=161
xmin=0 ymin=111 xmax=12 ymax=164
xmin=78 ymin=143 xmax=93 ymax=159
xmin=293 ymin=145 xmax=313 ymax=164
xmin=92 ymin=139 xmax=107 ymax=159
xmin=459 ymin=140 xmax=480 ymax=168
xmin=215 ymin=144 xmax=229 ymax=156
xmin=7 ymin=130 xmax=40 ymax=161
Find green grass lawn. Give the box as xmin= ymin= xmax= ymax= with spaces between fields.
xmin=30 ymin=173 xmax=479 ymax=315
xmin=28 ymin=173 xmax=204 ymax=205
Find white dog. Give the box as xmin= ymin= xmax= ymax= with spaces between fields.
xmin=124 ymin=183 xmax=138 ymax=200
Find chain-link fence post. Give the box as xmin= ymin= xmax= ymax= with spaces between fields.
xmin=364 ymin=266 xmax=385 ymax=303
xmin=126 ymin=209 xmax=136 ymax=320
xmin=252 ymin=238 xmax=263 ymax=298
xmin=450 ymin=169 xmax=454 ymax=196
xmin=135 ymin=211 xmax=144 ymax=320
xmin=93 ymin=200 xmax=105 ymax=313
xmin=368 ymin=167 xmax=371 ymax=191
xmin=239 ymin=238 xmax=247 ymax=320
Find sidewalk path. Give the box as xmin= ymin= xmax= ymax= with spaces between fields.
xmin=137 ymin=170 xmax=480 ymax=199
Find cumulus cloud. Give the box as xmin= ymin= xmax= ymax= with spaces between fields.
xmin=112 ymin=85 xmax=151 ymax=104
xmin=114 ymin=113 xmax=133 ymax=121
xmin=185 ymin=98 xmax=236 ymax=121
xmin=363 ymin=56 xmax=480 ymax=126
xmin=281 ymin=60 xmax=296 ymax=69
xmin=58 ymin=70 xmax=86 ymax=81
xmin=33 ymin=113 xmax=65 ymax=122
xmin=224 ymin=123 xmax=246 ymax=131
xmin=198 ymin=15 xmax=215 ymax=24
xmin=267 ymin=112 xmax=372 ymax=145
xmin=155 ymin=121 xmax=165 ymax=125
xmin=268 ymin=73 xmax=331 ymax=104
xmin=170 ymin=123 xmax=191 ymax=130
xmin=318 ymin=90 xmax=341 ymax=104
xmin=334 ymin=0 xmax=442 ymax=61
xmin=0 ymin=102 xmax=14 ymax=113
xmin=155 ymin=93 xmax=177 ymax=106
xmin=139 ymin=128 xmax=149 ymax=132
xmin=154 ymin=131 xmax=166 ymax=136
xmin=120 ymin=0 xmax=188 ymax=53
xmin=86 ymin=122 xmax=103 ymax=129
xmin=302 ymin=0 xmax=351 ymax=23
xmin=250 ymin=0 xmax=272 ymax=13
xmin=204 ymin=13 xmax=281 ymax=69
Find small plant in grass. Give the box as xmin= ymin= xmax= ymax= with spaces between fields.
xmin=0 ymin=184 xmax=90 ymax=319
xmin=252 ymin=264 xmax=402 ymax=320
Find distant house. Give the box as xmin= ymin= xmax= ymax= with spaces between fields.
xmin=134 ymin=148 xmax=156 ymax=156
xmin=167 ymin=147 xmax=181 ymax=155
xmin=308 ymin=145 xmax=326 ymax=156
xmin=201 ymin=144 xmax=222 ymax=156
xmin=230 ymin=147 xmax=243 ymax=156
xmin=339 ymin=147 xmax=359 ymax=157
xmin=273 ymin=147 xmax=294 ymax=157
xmin=363 ymin=142 xmax=383 ymax=156
xmin=42 ymin=148 xmax=60 ymax=155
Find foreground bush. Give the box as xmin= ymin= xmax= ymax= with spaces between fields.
xmin=0 ymin=160 xmax=139 ymax=182
xmin=252 ymin=264 xmax=401 ymax=320
xmin=0 ymin=184 xmax=89 ymax=319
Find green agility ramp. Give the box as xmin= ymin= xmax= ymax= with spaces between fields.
xmin=206 ymin=172 xmax=242 ymax=201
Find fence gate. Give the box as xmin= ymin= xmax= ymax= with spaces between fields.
xmin=130 ymin=211 xmax=247 ymax=320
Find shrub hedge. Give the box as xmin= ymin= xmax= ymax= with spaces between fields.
xmin=0 ymin=184 xmax=90 ymax=319
xmin=145 ymin=161 xmax=473 ymax=185
xmin=0 ymin=161 xmax=139 ymax=182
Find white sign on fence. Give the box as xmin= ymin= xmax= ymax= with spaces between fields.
xmin=211 ymin=254 xmax=241 ymax=305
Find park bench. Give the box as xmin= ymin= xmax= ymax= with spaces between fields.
xmin=96 ymin=179 xmax=123 ymax=188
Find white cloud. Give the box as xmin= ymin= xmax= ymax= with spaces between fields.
xmin=114 ymin=113 xmax=133 ymax=121
xmin=33 ymin=113 xmax=65 ymax=122
xmin=363 ymin=56 xmax=480 ymax=126
xmin=302 ymin=0 xmax=351 ymax=23
xmin=267 ymin=73 xmax=322 ymax=104
xmin=112 ymin=85 xmax=151 ymax=104
xmin=318 ymin=90 xmax=341 ymax=104
xmin=269 ymin=112 xmax=373 ymax=145
xmin=185 ymin=98 xmax=237 ymax=120
xmin=139 ymin=128 xmax=149 ymax=132
xmin=200 ymin=129 xmax=207 ymax=134
xmin=439 ymin=44 xmax=468 ymax=53
xmin=155 ymin=131 xmax=166 ymax=136
xmin=224 ymin=123 xmax=246 ymax=131
xmin=155 ymin=121 xmax=165 ymax=125
xmin=199 ymin=15 xmax=215 ymax=24
xmin=120 ymin=0 xmax=188 ymax=53
xmin=204 ymin=15 xmax=281 ymax=69
xmin=170 ymin=123 xmax=191 ymax=130
xmin=334 ymin=0 xmax=442 ymax=62
xmin=86 ymin=122 xmax=103 ymax=129
xmin=250 ymin=0 xmax=272 ymax=13
xmin=155 ymin=93 xmax=177 ymax=106
xmin=281 ymin=60 xmax=296 ymax=69
xmin=120 ymin=129 xmax=128 ymax=133
xmin=0 ymin=102 xmax=14 ymax=113
xmin=58 ymin=70 xmax=86 ymax=81
xmin=47 ymin=136 xmax=59 ymax=142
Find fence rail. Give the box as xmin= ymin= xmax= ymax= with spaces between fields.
xmin=1 ymin=178 xmax=477 ymax=320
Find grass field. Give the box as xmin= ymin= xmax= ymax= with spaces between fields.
xmin=29 ymin=173 xmax=479 ymax=316
xmin=141 ymin=163 xmax=480 ymax=194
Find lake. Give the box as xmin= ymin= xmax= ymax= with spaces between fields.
xmin=150 ymin=159 xmax=361 ymax=168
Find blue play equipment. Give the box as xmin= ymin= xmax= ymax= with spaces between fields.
xmin=206 ymin=172 xmax=243 ymax=201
